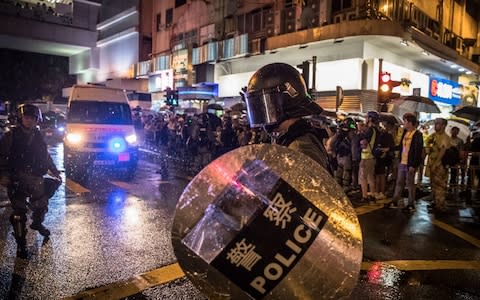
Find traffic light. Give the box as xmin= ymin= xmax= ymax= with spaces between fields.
xmin=297 ymin=60 xmax=310 ymax=87
xmin=378 ymin=71 xmax=401 ymax=101
xmin=165 ymin=89 xmax=179 ymax=106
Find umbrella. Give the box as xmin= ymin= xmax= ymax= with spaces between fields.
xmin=379 ymin=112 xmax=403 ymax=125
xmin=452 ymin=106 xmax=480 ymax=122
xmin=391 ymin=95 xmax=440 ymax=114
xmin=230 ymin=102 xmax=246 ymax=112
xmin=425 ymin=119 xmax=470 ymax=142
xmin=207 ymin=103 xmax=223 ymax=111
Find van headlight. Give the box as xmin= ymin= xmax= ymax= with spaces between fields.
xmin=125 ymin=134 xmax=137 ymax=145
xmin=65 ymin=133 xmax=83 ymax=144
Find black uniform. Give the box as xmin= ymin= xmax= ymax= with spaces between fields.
xmin=0 ymin=125 xmax=60 ymax=257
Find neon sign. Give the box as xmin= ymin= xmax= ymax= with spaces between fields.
xmin=429 ymin=77 xmax=462 ymax=105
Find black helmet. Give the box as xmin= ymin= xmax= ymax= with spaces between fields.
xmin=17 ymin=104 xmax=42 ymax=122
xmin=366 ymin=110 xmax=379 ymax=123
xmin=340 ymin=117 xmax=357 ymax=131
xmin=245 ymin=63 xmax=323 ymax=128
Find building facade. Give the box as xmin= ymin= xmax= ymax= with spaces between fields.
xmin=142 ymin=0 xmax=480 ymax=115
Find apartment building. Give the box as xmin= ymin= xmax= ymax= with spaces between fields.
xmin=142 ymin=0 xmax=480 ymax=115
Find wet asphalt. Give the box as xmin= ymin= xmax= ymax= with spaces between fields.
xmin=0 ymin=142 xmax=479 ymax=299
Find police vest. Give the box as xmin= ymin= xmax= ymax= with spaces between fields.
xmin=8 ymin=126 xmax=49 ymax=176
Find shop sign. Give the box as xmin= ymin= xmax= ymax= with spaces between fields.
xmin=172 ymin=49 xmax=189 ymax=87
xmin=178 ymin=83 xmax=218 ymax=100
xmin=429 ymin=77 xmax=462 ymax=105
xmin=148 ymin=69 xmax=173 ymax=93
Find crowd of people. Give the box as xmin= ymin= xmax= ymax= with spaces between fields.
xmin=327 ymin=110 xmax=480 ymax=214
xmin=133 ymin=111 xmax=271 ymax=177
xmin=134 ymin=104 xmax=479 ymax=214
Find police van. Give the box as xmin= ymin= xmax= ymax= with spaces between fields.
xmin=64 ymin=85 xmax=138 ymax=181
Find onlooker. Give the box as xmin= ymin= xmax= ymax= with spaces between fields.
xmin=417 ymin=125 xmax=430 ymax=185
xmin=330 ymin=118 xmax=356 ymax=191
xmin=385 ymin=113 xmax=423 ymax=212
xmin=351 ymin=120 xmax=365 ymax=192
xmin=359 ymin=111 xmax=380 ymax=203
xmin=426 ymin=118 xmax=451 ymax=212
xmin=373 ymin=124 xmax=395 ymax=199
xmin=449 ymin=126 xmax=465 ymax=188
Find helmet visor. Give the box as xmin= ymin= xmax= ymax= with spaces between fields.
xmin=245 ymin=89 xmax=284 ymax=128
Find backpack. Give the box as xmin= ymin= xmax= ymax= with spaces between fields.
xmin=441 ymin=146 xmax=460 ymax=166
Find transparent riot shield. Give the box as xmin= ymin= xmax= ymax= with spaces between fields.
xmin=171 ymin=144 xmax=362 ymax=299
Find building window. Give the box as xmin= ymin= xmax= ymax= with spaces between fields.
xmin=156 ymin=13 xmax=161 ymax=31
xmin=166 ymin=8 xmax=173 ymax=28
xmin=332 ymin=0 xmax=353 ymax=13
xmin=175 ymin=0 xmax=187 ymax=7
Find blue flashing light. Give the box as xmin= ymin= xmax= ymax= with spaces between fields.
xmin=108 ymin=136 xmax=127 ymax=153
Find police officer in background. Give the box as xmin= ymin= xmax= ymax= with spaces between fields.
xmin=243 ymin=62 xmax=331 ymax=173
xmin=0 ymin=104 xmax=62 ymax=258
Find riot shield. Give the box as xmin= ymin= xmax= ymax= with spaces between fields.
xmin=171 ymin=144 xmax=362 ymax=299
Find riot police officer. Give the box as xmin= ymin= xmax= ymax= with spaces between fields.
xmin=0 ymin=104 xmax=61 ymax=258
xmin=244 ymin=62 xmax=331 ymax=172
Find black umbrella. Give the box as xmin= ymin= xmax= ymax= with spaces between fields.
xmin=207 ymin=103 xmax=223 ymax=111
xmin=391 ymin=95 xmax=440 ymax=113
xmin=452 ymin=106 xmax=480 ymax=122
xmin=230 ymin=102 xmax=246 ymax=112
xmin=379 ymin=112 xmax=403 ymax=125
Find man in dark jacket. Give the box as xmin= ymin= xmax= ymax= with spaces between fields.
xmin=244 ymin=62 xmax=331 ymax=173
xmin=385 ymin=113 xmax=423 ymax=212
xmin=0 ymin=104 xmax=62 ymax=258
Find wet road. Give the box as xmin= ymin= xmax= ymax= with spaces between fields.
xmin=0 ymin=142 xmax=479 ymax=299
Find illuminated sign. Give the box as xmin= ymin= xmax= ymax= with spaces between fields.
xmin=148 ymin=69 xmax=174 ymax=92
xmin=177 ymin=83 xmax=218 ymax=100
xmin=429 ymin=77 xmax=462 ymax=105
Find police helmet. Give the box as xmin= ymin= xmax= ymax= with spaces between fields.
xmin=245 ymin=63 xmax=323 ymax=128
xmin=17 ymin=104 xmax=42 ymax=122
xmin=340 ymin=117 xmax=357 ymax=131
xmin=366 ymin=110 xmax=379 ymax=123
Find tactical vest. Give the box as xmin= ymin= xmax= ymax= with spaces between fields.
xmin=8 ymin=126 xmax=49 ymax=176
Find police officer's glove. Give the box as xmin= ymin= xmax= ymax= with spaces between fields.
xmin=0 ymin=175 xmax=10 ymax=187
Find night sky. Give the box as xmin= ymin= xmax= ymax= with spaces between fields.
xmin=0 ymin=49 xmax=75 ymax=106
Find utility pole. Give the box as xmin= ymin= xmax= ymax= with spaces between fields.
xmin=311 ymin=56 xmax=317 ymax=93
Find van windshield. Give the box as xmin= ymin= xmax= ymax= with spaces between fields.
xmin=68 ymin=101 xmax=133 ymax=125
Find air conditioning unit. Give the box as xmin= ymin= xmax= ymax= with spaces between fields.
xmin=282 ymin=7 xmax=297 ymax=33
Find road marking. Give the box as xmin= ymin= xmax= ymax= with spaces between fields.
xmin=355 ymin=199 xmax=391 ymax=215
xmin=66 ymin=179 xmax=90 ymax=194
xmin=362 ymin=260 xmax=480 ymax=271
xmin=432 ymin=219 xmax=480 ymax=248
xmin=63 ymin=263 xmax=185 ymax=300
xmin=65 ymin=259 xmax=480 ymax=299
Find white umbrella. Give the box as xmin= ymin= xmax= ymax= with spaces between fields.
xmin=425 ymin=119 xmax=470 ymax=142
